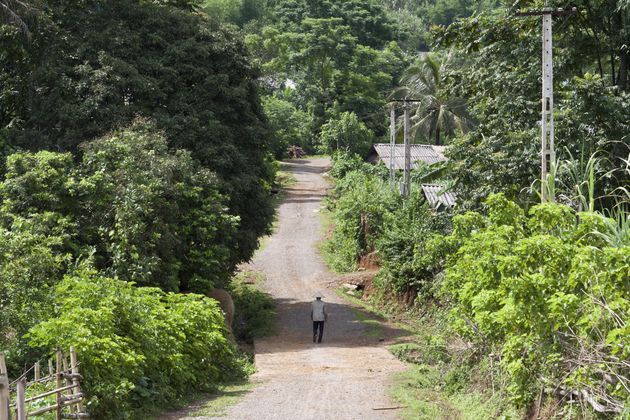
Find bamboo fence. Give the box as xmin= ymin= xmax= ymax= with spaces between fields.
xmin=0 ymin=348 xmax=88 ymax=420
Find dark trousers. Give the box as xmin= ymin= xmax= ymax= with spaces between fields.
xmin=312 ymin=321 xmax=325 ymax=343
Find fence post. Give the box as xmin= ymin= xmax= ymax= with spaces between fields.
xmin=34 ymin=362 xmax=40 ymax=382
xmin=61 ymin=353 xmax=73 ymax=414
xmin=55 ymin=350 xmax=62 ymax=420
xmin=69 ymin=347 xmax=85 ymax=413
xmin=0 ymin=353 xmax=10 ymax=420
xmin=15 ymin=380 xmax=25 ymax=420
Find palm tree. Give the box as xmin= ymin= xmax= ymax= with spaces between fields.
xmin=1 ymin=0 xmax=37 ymax=37
xmin=394 ymin=53 xmax=470 ymax=145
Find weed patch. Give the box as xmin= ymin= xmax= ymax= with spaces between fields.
xmin=350 ymin=308 xmax=385 ymax=338
xmin=336 ymin=288 xmax=522 ymax=420
xmin=230 ymin=271 xmax=276 ymax=344
xmin=189 ymin=380 xmax=258 ymax=417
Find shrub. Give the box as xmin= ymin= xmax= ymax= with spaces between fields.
xmin=324 ymin=170 xmax=399 ymax=271
xmin=377 ymin=188 xmax=451 ymax=293
xmin=263 ymin=96 xmax=314 ymax=157
xmin=230 ymin=273 xmax=276 ymax=343
xmin=442 ymin=194 xmax=630 ymax=409
xmin=318 ymin=112 xmax=374 ymax=157
xmin=28 ymin=269 xmax=245 ymax=419
xmin=78 ymin=122 xmax=240 ymax=292
xmin=0 ymin=216 xmax=73 ymax=375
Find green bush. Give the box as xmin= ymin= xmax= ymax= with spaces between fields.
xmin=318 ymin=111 xmax=374 ymax=157
xmin=328 ymin=154 xmax=451 ymax=292
xmin=323 ymin=170 xmax=398 ymax=271
xmin=230 ymin=274 xmax=276 ymax=343
xmin=0 ymin=151 xmax=80 ymax=373
xmin=0 ymin=151 xmax=76 ymax=216
xmin=78 ymin=121 xmax=240 ymax=292
xmin=0 ymin=215 xmax=73 ymax=375
xmin=377 ymin=188 xmax=451 ymax=293
xmin=263 ymin=95 xmax=314 ymax=157
xmin=28 ymin=269 xmax=245 ymax=419
xmin=0 ymin=122 xmax=241 ymax=293
xmin=328 ymin=152 xmax=366 ymax=180
xmin=441 ymin=194 xmax=630 ymax=408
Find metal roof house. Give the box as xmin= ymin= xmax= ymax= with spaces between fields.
xmin=366 ymin=143 xmax=447 ymax=169
xmin=421 ymin=184 xmax=457 ymax=210
xmin=366 ymin=143 xmax=456 ymax=209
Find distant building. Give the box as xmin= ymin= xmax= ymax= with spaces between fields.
xmin=421 ymin=184 xmax=457 ymax=210
xmin=366 ymin=143 xmax=447 ymax=170
xmin=366 ymin=143 xmax=456 ymax=209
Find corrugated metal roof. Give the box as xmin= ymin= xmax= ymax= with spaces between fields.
xmin=372 ymin=143 xmax=447 ymax=170
xmin=421 ymin=184 xmax=457 ymax=208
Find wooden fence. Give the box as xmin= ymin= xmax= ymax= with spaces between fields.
xmin=0 ymin=348 xmax=88 ymax=420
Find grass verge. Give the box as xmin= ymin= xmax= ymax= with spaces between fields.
xmin=273 ymin=165 xmax=296 ymax=207
xmin=317 ymin=205 xmax=350 ymax=274
xmin=187 ymin=379 xmax=258 ymax=417
xmin=230 ymin=270 xmax=276 ymax=345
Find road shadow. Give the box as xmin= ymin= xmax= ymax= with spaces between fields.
xmin=281 ymin=197 xmax=327 ymax=204
xmin=156 ymin=380 xmax=255 ymax=420
xmin=282 ymin=159 xmax=330 ymax=175
xmin=253 ymin=298 xmax=411 ymax=354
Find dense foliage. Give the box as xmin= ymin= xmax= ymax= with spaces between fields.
xmin=3 ymin=0 xmax=630 ymax=417
xmin=440 ymin=194 xmax=629 ymax=410
xmin=434 ymin=3 xmax=630 ymax=208
xmin=324 ymin=166 xmax=397 ymax=271
xmin=1 ymin=0 xmax=275 ymax=411
xmin=319 ymin=112 xmax=375 ymax=156
xmin=0 ymin=0 xmax=274 ymax=262
xmin=28 ymin=269 xmax=246 ymax=418
xmin=243 ymin=0 xmax=408 ymax=155
xmin=324 ymin=154 xmax=446 ymax=278
xmin=325 ymin=155 xmax=629 ymax=414
xmin=0 ymin=123 xmax=248 ymax=413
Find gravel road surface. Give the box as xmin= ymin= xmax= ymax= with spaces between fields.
xmin=172 ymin=157 xmax=407 ymax=420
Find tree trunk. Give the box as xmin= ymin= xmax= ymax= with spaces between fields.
xmin=615 ymin=10 xmax=628 ymax=91
xmin=608 ymin=13 xmax=617 ymax=86
xmin=435 ymin=126 xmax=440 ymax=146
xmin=610 ymin=50 xmax=616 ymax=86
xmin=618 ymin=50 xmax=628 ymax=91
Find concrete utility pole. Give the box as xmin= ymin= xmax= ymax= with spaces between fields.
xmin=402 ymin=100 xmax=411 ymax=197
xmin=389 ymin=106 xmax=396 ymax=189
xmin=541 ymin=11 xmax=555 ymax=203
xmin=515 ymin=6 xmax=576 ymax=203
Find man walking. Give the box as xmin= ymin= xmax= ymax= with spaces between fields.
xmin=311 ymin=293 xmax=327 ymax=343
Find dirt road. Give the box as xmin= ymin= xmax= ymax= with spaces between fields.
xmin=180 ymin=158 xmax=407 ymax=419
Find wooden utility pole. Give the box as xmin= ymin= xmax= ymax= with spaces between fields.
xmin=515 ymin=6 xmax=576 ymax=203
xmin=389 ymin=106 xmax=396 ymax=189
xmin=402 ymin=100 xmax=411 ymax=197
xmin=16 ymin=379 xmax=25 ymax=420
xmin=0 ymin=353 xmax=9 ymax=420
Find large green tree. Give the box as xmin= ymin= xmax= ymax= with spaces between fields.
xmin=246 ymin=0 xmax=406 ymax=149
xmin=0 ymin=0 xmax=274 ymax=261
xmin=434 ymin=9 xmax=630 ymax=208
